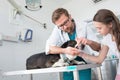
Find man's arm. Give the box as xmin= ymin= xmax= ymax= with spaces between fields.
xmin=49 ymin=46 xmax=64 ymax=54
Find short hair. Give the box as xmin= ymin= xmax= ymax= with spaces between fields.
xmin=52 ymin=8 xmax=69 ymax=24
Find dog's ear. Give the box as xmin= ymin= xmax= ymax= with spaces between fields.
xmin=61 ymin=40 xmax=77 ymax=48
xmin=67 ymin=40 xmax=85 ymax=50
xmin=61 ymin=41 xmax=69 ymax=48
xmin=67 ymin=40 xmax=77 ymax=47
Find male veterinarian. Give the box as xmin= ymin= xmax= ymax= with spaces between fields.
xmin=45 ymin=8 xmax=99 ymax=80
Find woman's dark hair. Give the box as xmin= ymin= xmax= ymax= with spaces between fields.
xmin=52 ymin=8 xmax=69 ymax=24
xmin=93 ymin=9 xmax=120 ymax=52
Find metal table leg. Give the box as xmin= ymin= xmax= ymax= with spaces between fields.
xmin=97 ymin=67 xmax=103 ymax=80
xmin=73 ymin=70 xmax=79 ymax=80
xmin=30 ymin=74 xmax=33 ymax=80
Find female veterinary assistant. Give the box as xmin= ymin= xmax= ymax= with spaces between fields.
xmin=77 ymin=9 xmax=120 ymax=80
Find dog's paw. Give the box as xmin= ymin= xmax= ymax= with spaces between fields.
xmin=52 ymin=62 xmax=69 ymax=67
xmin=72 ymin=60 xmax=85 ymax=65
xmin=52 ymin=59 xmax=69 ymax=67
xmin=76 ymin=61 xmax=85 ymax=65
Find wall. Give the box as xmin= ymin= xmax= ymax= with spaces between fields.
xmin=0 ymin=0 xmax=62 ymax=80
xmin=63 ymin=0 xmax=120 ymax=21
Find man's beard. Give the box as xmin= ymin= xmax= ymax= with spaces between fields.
xmin=67 ymin=25 xmax=74 ymax=34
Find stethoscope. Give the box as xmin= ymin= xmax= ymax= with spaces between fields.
xmin=60 ymin=19 xmax=77 ymax=64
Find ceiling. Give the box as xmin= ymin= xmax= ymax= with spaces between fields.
xmin=52 ymin=0 xmax=72 ymax=6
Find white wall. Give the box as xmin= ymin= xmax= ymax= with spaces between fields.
xmin=63 ymin=0 xmax=120 ymax=21
xmin=0 ymin=0 xmax=62 ymax=80
xmin=0 ymin=0 xmax=120 ymax=80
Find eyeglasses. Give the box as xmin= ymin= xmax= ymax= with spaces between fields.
xmin=57 ymin=18 xmax=70 ymax=29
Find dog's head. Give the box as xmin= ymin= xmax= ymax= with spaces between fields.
xmin=61 ymin=40 xmax=85 ymax=50
xmin=61 ymin=40 xmax=85 ymax=60
xmin=61 ymin=40 xmax=77 ymax=48
xmin=60 ymin=40 xmax=77 ymax=61
xmin=52 ymin=40 xmax=86 ymax=67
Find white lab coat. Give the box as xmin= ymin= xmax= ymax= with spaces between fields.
xmin=45 ymin=19 xmax=99 ymax=62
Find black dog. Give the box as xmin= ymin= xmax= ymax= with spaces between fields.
xmin=26 ymin=40 xmax=86 ymax=70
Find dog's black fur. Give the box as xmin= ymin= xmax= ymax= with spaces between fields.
xmin=26 ymin=52 xmax=60 ymax=69
xmin=26 ymin=40 xmax=86 ymax=70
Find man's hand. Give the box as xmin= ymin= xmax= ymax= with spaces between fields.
xmin=76 ymin=37 xmax=89 ymax=45
xmin=76 ymin=37 xmax=101 ymax=51
xmin=64 ymin=47 xmax=80 ymax=56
